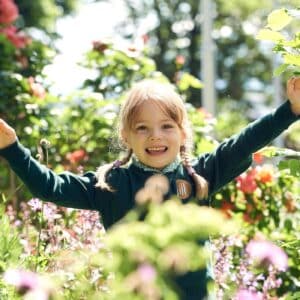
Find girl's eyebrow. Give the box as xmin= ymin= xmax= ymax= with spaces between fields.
xmin=135 ymin=118 xmax=173 ymax=124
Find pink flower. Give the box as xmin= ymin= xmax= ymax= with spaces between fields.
xmin=141 ymin=34 xmax=149 ymax=44
xmin=175 ymin=55 xmax=185 ymax=66
xmin=4 ymin=269 xmax=53 ymax=299
xmin=0 ymin=0 xmax=19 ymax=24
xmin=246 ymin=239 xmax=288 ymax=271
xmin=137 ymin=263 xmax=156 ymax=284
xmin=236 ymin=169 xmax=257 ymax=194
xmin=28 ymin=198 xmax=43 ymax=212
xmin=235 ymin=289 xmax=263 ymax=300
xmin=4 ymin=269 xmax=39 ymax=293
xmin=28 ymin=77 xmax=46 ymax=99
xmin=0 ymin=25 xmax=30 ymax=48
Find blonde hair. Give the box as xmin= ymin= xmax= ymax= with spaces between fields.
xmin=96 ymin=80 xmax=208 ymax=199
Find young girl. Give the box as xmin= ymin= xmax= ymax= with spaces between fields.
xmin=0 ymin=77 xmax=300 ymax=299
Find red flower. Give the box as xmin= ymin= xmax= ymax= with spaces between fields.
xmin=253 ymin=151 xmax=264 ymax=164
xmin=236 ymin=169 xmax=257 ymax=194
xmin=66 ymin=149 xmax=87 ymax=164
xmin=0 ymin=26 xmax=30 ymax=48
xmin=0 ymin=0 xmax=18 ymax=24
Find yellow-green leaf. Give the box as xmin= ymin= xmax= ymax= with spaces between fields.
xmin=283 ymin=53 xmax=300 ymax=67
xmin=273 ymin=64 xmax=288 ymax=77
xmin=256 ymin=29 xmax=285 ymax=42
xmin=267 ymin=8 xmax=292 ymax=31
xmin=178 ymin=73 xmax=203 ymax=91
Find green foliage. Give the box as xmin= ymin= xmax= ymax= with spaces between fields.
xmin=212 ymin=148 xmax=300 ymax=295
xmin=0 ymin=198 xmax=23 ymax=273
xmin=1 ymin=2 xmax=300 ymax=298
xmin=256 ymin=7 xmax=300 ymax=76
xmin=48 ymin=91 xmax=120 ymax=169
xmin=81 ymin=40 xmax=168 ymax=97
xmin=15 ymin=0 xmax=79 ymax=32
xmin=118 ymin=0 xmax=299 ymax=105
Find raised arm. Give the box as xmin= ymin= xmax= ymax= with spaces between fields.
xmin=196 ymin=77 xmax=300 ymax=196
xmin=0 ymin=118 xmax=98 ymax=210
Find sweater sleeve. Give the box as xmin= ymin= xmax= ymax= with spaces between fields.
xmin=195 ymin=100 xmax=300 ymax=196
xmin=0 ymin=140 xmax=98 ymax=210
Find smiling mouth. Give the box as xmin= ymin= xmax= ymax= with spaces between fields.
xmin=146 ymin=146 xmax=168 ymax=154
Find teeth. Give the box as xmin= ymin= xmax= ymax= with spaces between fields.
xmin=147 ymin=147 xmax=165 ymax=151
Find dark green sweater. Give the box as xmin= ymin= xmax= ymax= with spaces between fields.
xmin=0 ymin=101 xmax=299 ymax=300
xmin=0 ymin=101 xmax=299 ymax=229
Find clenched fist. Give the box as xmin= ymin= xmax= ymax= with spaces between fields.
xmin=0 ymin=119 xmax=17 ymax=149
xmin=287 ymin=77 xmax=300 ymax=115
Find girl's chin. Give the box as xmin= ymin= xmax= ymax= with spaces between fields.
xmin=145 ymin=161 xmax=169 ymax=169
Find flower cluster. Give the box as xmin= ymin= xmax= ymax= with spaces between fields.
xmin=212 ymin=149 xmax=300 ymax=297
xmin=216 ymin=162 xmax=298 ymax=226
xmin=0 ymin=0 xmax=31 ymax=49
xmin=4 ymin=269 xmax=54 ymax=300
xmin=212 ymin=235 xmax=289 ymax=299
xmin=0 ymin=0 xmax=18 ymax=24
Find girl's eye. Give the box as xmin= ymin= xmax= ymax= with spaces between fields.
xmin=162 ymin=123 xmax=174 ymax=129
xmin=135 ymin=125 xmax=147 ymax=132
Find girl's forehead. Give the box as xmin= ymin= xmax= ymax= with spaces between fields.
xmin=132 ymin=101 xmax=172 ymax=121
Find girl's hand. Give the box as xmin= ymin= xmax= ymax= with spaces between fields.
xmin=0 ymin=119 xmax=17 ymax=149
xmin=287 ymin=77 xmax=300 ymax=115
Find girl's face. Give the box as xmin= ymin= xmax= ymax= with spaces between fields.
xmin=122 ymin=101 xmax=186 ymax=169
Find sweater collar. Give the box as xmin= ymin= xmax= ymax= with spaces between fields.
xmin=131 ymin=155 xmax=180 ymax=174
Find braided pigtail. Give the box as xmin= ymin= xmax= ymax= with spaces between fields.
xmin=180 ymin=145 xmax=208 ymax=200
xmin=95 ymin=149 xmax=133 ymax=191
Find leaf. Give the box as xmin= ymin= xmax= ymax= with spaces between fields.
xmin=278 ymin=159 xmax=300 ymax=176
xmin=256 ymin=29 xmax=285 ymax=42
xmin=285 ymin=292 xmax=300 ymax=300
xmin=283 ymin=53 xmax=300 ymax=67
xmin=257 ymin=146 xmax=280 ymax=158
xmin=178 ymin=73 xmax=203 ymax=91
xmin=257 ymin=146 xmax=300 ymax=158
xmin=281 ymin=37 xmax=300 ymax=47
xmin=267 ymin=8 xmax=293 ymax=31
xmin=273 ymin=64 xmax=288 ymax=76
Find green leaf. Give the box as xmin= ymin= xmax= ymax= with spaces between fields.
xmin=256 ymin=29 xmax=285 ymax=42
xmin=285 ymin=292 xmax=300 ymax=300
xmin=283 ymin=53 xmax=300 ymax=67
xmin=267 ymin=8 xmax=292 ymax=31
xmin=273 ymin=64 xmax=288 ymax=76
xmin=178 ymin=73 xmax=203 ymax=91
xmin=278 ymin=159 xmax=300 ymax=176
xmin=258 ymin=146 xmax=300 ymax=158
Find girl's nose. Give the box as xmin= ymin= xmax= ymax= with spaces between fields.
xmin=149 ymin=128 xmax=161 ymax=140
